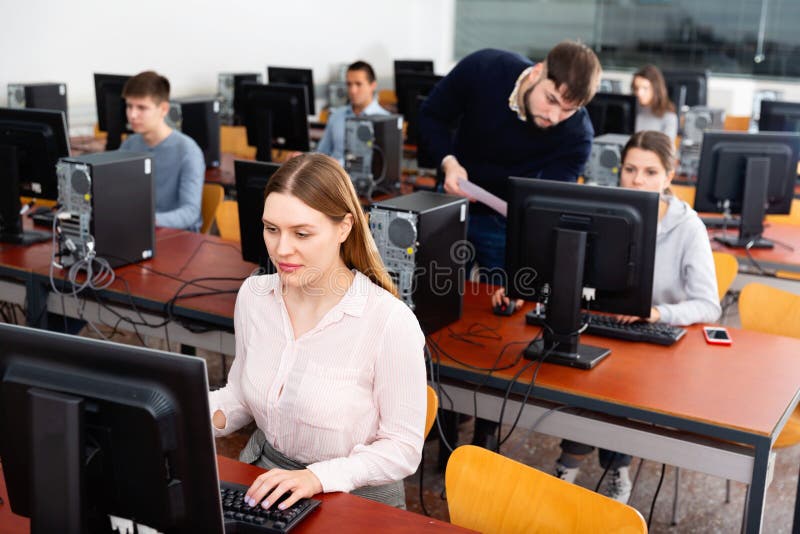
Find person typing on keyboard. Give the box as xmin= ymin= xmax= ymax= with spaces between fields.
xmin=209 ymin=154 xmax=427 ymax=513
xmin=549 ymin=130 xmax=722 ymax=504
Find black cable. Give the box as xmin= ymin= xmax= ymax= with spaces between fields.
xmin=648 ymin=463 xmax=667 ymax=529
xmin=418 ymin=450 xmax=429 ymax=517
xmin=594 ymin=452 xmax=618 ymax=492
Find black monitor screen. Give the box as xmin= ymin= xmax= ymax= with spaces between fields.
xmin=663 ymin=70 xmax=708 ymax=109
xmin=585 ymin=92 xmax=637 ymax=136
xmin=758 ymin=100 xmax=800 ymax=134
xmin=0 ymin=107 xmax=69 ymax=200
xmin=0 ymin=322 xmax=224 ymax=533
xmin=395 ymin=72 xmax=442 ymax=145
xmin=694 ymin=131 xmax=799 ymax=248
xmin=506 ymin=178 xmax=658 ymax=367
xmin=267 ymin=66 xmax=316 ymax=116
xmin=234 ymin=158 xmax=280 ymax=269
xmin=93 ymin=73 xmax=132 ymax=150
xmin=243 ymin=83 xmax=310 ymax=161
xmin=393 ymin=59 xmax=434 ymax=92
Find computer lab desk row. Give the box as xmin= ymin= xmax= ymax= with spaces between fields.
xmin=0 ymin=456 xmax=470 ymax=534
xmin=2 ymin=227 xmax=800 ymax=533
xmin=430 ymin=285 xmax=800 ymax=534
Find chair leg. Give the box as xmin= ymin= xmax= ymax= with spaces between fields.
xmin=740 ymin=484 xmax=750 ymax=534
xmin=725 ymin=478 xmax=731 ymax=504
xmin=671 ymin=467 xmax=681 ymax=526
xmin=629 ymin=458 xmax=644 ymax=502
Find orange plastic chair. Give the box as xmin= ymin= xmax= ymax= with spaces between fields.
xmin=670 ymin=184 xmax=696 ymax=207
xmin=446 ymin=445 xmax=647 ymax=534
xmin=712 ymin=252 xmax=738 ymax=301
xmin=200 ymin=183 xmax=225 ymax=234
xmin=723 ymin=115 xmax=751 ymax=131
xmin=425 ymin=385 xmax=438 ymax=439
xmin=766 ymin=198 xmax=800 ymax=226
xmin=215 ymin=200 xmax=241 ymax=242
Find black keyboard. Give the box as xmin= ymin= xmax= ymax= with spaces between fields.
xmin=700 ymin=216 xmax=740 ymax=229
xmin=526 ymin=310 xmax=687 ymax=346
xmin=220 ymin=480 xmax=321 ymax=533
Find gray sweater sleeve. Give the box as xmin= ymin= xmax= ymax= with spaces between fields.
xmin=656 ymin=219 xmax=721 ymax=326
xmin=154 ymin=143 xmax=205 ymax=230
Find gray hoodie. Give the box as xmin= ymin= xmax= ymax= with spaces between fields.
xmin=653 ymin=195 xmax=721 ymax=326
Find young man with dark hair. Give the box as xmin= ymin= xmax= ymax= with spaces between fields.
xmin=417 ymin=41 xmax=602 ymax=454
xmin=119 ymin=71 xmax=205 ymax=231
xmin=317 ymin=61 xmax=388 ymax=164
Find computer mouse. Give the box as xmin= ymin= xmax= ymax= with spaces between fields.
xmin=493 ymin=300 xmax=517 ymax=316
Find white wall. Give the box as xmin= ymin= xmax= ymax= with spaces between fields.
xmin=1 ymin=0 xmax=456 ymax=134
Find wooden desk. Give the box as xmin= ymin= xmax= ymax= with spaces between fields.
xmin=430 ymin=285 xmax=800 ymax=533
xmin=0 ymin=456 xmax=469 ymax=533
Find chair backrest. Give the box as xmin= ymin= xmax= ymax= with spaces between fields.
xmin=766 ymin=198 xmax=800 ymax=226
xmin=201 ymin=183 xmax=225 ymax=234
xmin=739 ymin=282 xmax=800 ymax=339
xmin=425 ymin=385 xmax=438 ymax=439
xmin=670 ymin=184 xmax=695 ymax=206
xmin=378 ymin=89 xmax=398 ymax=108
xmin=712 ymin=251 xmax=738 ymax=301
xmin=216 ymin=199 xmax=241 ymax=242
xmin=723 ymin=115 xmax=751 ymax=131
xmin=445 ymin=445 xmax=647 ymax=534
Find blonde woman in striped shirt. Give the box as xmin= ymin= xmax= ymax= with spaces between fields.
xmin=210 ymin=153 xmax=426 ymax=511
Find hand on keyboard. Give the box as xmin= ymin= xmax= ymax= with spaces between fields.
xmin=614 ymin=307 xmax=660 ymax=324
xmin=245 ymin=468 xmax=322 ymax=512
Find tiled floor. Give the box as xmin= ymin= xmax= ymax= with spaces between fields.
xmin=76 ymin=323 xmax=798 ymax=533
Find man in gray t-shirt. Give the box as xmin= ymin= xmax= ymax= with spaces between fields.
xmin=118 ymin=71 xmax=205 ymax=231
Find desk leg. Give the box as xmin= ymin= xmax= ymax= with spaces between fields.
xmin=793 ymin=462 xmax=800 ymax=534
xmin=26 ymin=278 xmax=48 ymax=329
xmin=744 ymin=438 xmax=771 ymax=534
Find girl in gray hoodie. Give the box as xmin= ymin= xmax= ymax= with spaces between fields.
xmin=554 ymin=130 xmax=721 ymax=503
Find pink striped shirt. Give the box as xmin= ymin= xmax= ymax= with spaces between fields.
xmin=209 ymin=271 xmax=427 ymax=493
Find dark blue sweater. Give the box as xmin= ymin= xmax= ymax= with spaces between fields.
xmin=418 ymin=49 xmax=594 ymax=215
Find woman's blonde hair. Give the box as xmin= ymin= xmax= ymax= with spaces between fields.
xmin=263 ymin=153 xmax=398 ymax=297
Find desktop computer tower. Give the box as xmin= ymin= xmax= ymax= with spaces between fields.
xmin=7 ymin=82 xmax=68 ymax=123
xmin=583 ymin=133 xmax=630 ymax=187
xmin=172 ymin=97 xmax=222 ymax=168
xmin=344 ymin=114 xmax=403 ymax=197
xmin=677 ymin=106 xmax=725 ymax=179
xmin=56 ymin=151 xmax=155 ymax=269
xmin=369 ymin=191 xmax=468 ymax=333
xmin=218 ymin=72 xmax=263 ymax=126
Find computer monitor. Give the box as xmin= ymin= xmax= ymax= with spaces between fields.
xmin=93 ymin=73 xmax=132 ymax=150
xmin=267 ymin=66 xmax=316 ymax=116
xmin=234 ymin=158 xmax=279 ymax=270
xmin=0 ymin=322 xmax=224 ymax=533
xmin=0 ymin=107 xmax=70 ymax=244
xmin=395 ymin=72 xmax=442 ymax=145
xmin=662 ymin=69 xmax=708 ymax=110
xmin=694 ymin=131 xmax=800 ymax=249
xmin=393 ymin=59 xmax=434 ymax=91
xmin=242 ymin=83 xmax=310 ymax=162
xmin=585 ymin=92 xmax=637 ymax=136
xmin=506 ymin=178 xmax=659 ymax=368
xmin=758 ymin=100 xmax=800 ymax=134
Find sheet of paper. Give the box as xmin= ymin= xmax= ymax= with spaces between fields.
xmin=458 ymin=177 xmax=507 ymax=217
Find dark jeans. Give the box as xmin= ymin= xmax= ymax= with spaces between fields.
xmin=560 ymin=439 xmax=632 ymax=470
xmin=466 ymin=213 xmax=507 ymax=283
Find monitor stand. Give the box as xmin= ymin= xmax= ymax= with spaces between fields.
xmin=0 ymin=146 xmax=51 ymax=245
xmin=522 ymin=227 xmax=610 ymax=370
xmin=713 ymin=157 xmax=773 ymax=249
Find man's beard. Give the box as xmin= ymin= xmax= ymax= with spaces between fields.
xmin=522 ymin=84 xmax=548 ymax=131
